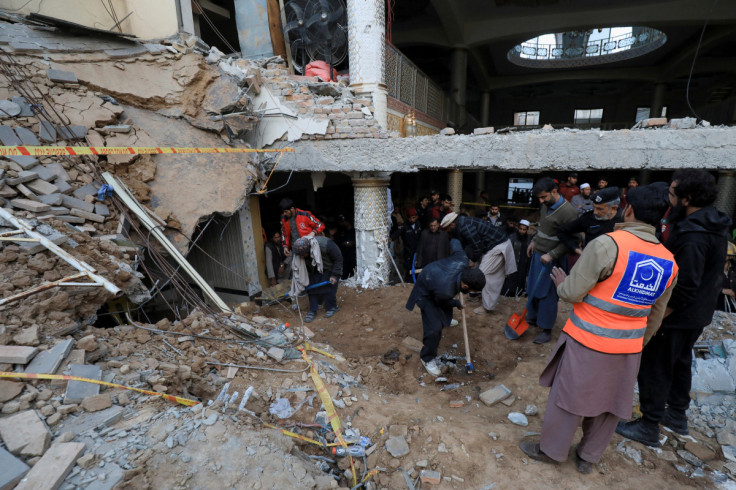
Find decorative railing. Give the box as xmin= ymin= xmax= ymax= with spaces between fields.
xmin=385 ymin=43 xmax=449 ymax=123
xmin=508 ymin=26 xmax=667 ymax=68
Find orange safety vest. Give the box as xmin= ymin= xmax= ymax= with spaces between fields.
xmin=563 ymin=230 xmax=678 ymax=354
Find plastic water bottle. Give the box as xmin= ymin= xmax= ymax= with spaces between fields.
xmin=331 ymin=446 xmax=366 ymax=457
xmin=276 ymin=323 xmax=289 ymax=333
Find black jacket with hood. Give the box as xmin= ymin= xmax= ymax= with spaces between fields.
xmin=661 ymin=206 xmax=732 ymax=330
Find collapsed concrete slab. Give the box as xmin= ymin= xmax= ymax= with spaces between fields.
xmin=279 ymin=127 xmax=736 ymax=172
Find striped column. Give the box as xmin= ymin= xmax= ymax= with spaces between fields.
xmin=448 ymin=169 xmax=463 ymax=212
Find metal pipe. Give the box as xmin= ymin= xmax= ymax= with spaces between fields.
xmin=0 ymin=272 xmax=88 ymax=306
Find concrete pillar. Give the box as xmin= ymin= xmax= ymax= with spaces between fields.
xmin=352 ymin=173 xmax=391 ymax=287
xmin=715 ymin=170 xmax=736 ymax=218
xmin=480 ymin=91 xmax=491 ymax=127
xmin=448 ymin=169 xmax=463 ymax=211
xmin=476 ymin=171 xmax=486 ymax=198
xmin=450 ymin=48 xmax=467 ymax=129
xmin=347 ymin=0 xmax=388 ymax=129
xmin=639 ymin=169 xmax=653 ymax=185
xmin=651 ymin=83 xmax=666 ymax=118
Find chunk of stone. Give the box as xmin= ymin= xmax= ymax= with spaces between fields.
xmin=46 ymin=68 xmax=78 ymax=84
xmin=401 ymin=336 xmax=423 ymax=353
xmin=524 ymin=404 xmax=539 ymax=416
xmin=10 ymin=198 xmax=50 ymax=213
xmin=13 ymin=442 xmax=86 ymax=490
xmin=44 ymin=162 xmax=70 ymax=182
xmin=385 ymin=436 xmax=410 ymax=458
xmin=61 ymin=195 xmax=94 ymax=213
xmin=81 ymin=394 xmax=112 ymax=412
xmin=440 ymin=127 xmax=455 ymax=135
xmin=420 ymin=470 xmax=441 ymax=485
xmin=25 ymin=339 xmax=74 ymax=374
xmin=72 ymin=183 xmax=99 ymax=200
xmin=267 ymin=346 xmax=285 ymax=362
xmin=0 ymin=125 xmax=21 ymax=145
xmin=480 ymin=385 xmax=512 ymax=406
xmin=13 ymin=326 xmax=40 ymax=346
xmin=13 ymin=127 xmax=39 ymax=145
xmin=56 ymin=125 xmax=86 ymax=140
xmin=38 ymin=193 xmax=63 ymax=206
xmin=54 ymin=179 xmax=72 ymax=194
xmin=76 ymin=452 xmax=98 ymax=469
xmin=39 ymin=121 xmax=56 ymax=142
xmin=507 ymin=412 xmax=528 ymax=426
xmin=11 ymin=97 xmax=34 ymax=116
xmin=25 ymin=179 xmax=59 ymax=195
xmin=76 ymin=335 xmax=98 ymax=352
xmin=101 ymin=125 xmax=132 ymax=133
xmin=0 ymin=379 xmax=24 ymax=402
xmin=64 ymin=364 xmax=101 ymax=404
xmin=0 ymin=446 xmax=29 ymax=490
xmin=473 ymin=126 xmax=494 ymax=135
xmin=0 ymin=410 xmax=50 ymax=456
xmin=8 ymin=155 xmax=38 ymax=170
xmin=0 ymin=345 xmax=38 ymax=364
xmin=723 ymin=445 xmax=736 ymax=463
xmin=94 ymin=203 xmax=110 ymax=217
xmin=0 ymin=100 xmax=21 ymax=117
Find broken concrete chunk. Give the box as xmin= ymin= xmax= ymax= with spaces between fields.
xmin=61 ymin=195 xmax=94 ymax=213
xmin=13 ymin=442 xmax=85 ymax=490
xmin=13 ymin=126 xmax=40 ymax=145
xmin=0 ymin=125 xmax=21 ymax=146
xmin=81 ymin=393 xmax=112 ymax=412
xmin=12 ymin=326 xmax=39 ymax=346
xmin=44 ymin=162 xmax=71 ymax=182
xmin=10 ymin=96 xmax=33 ymax=117
xmin=56 ymin=215 xmax=85 ymax=224
xmin=25 ymin=339 xmax=74 ymax=374
xmin=46 ymin=68 xmax=78 ymax=84
xmin=0 ymin=100 xmax=21 ymax=117
xmin=94 ymin=202 xmax=110 ymax=216
xmin=385 ymin=435 xmax=410 ymax=457
xmin=473 ymin=126 xmax=495 ymax=135
xmin=16 ymin=183 xmax=39 ymax=201
xmin=420 ymin=469 xmax=441 ymax=485
xmin=101 ymin=124 xmax=132 ymax=133
xmin=70 ymin=208 xmax=105 ymax=223
xmin=10 ymin=198 xmax=50 ymax=213
xmin=25 ymin=179 xmax=59 ymax=195
xmin=0 ymin=446 xmax=29 ymax=490
xmin=72 ymin=183 xmax=99 ymax=200
xmin=267 ymin=346 xmax=285 ymax=362
xmin=38 ymin=193 xmax=63 ymax=206
xmin=0 ymin=410 xmax=50 ymax=456
xmin=39 ymin=121 xmax=56 ymax=142
xmin=8 ymin=155 xmax=39 ymax=170
xmin=480 ymin=385 xmax=512 ymax=406
xmin=76 ymin=335 xmax=98 ymax=352
xmin=7 ymin=170 xmax=39 ymax=186
xmin=31 ymin=165 xmax=59 ymax=182
xmin=56 ymin=125 xmax=87 ymax=140
xmin=54 ymin=179 xmax=72 ymax=194
xmin=64 ymin=364 xmax=101 ymax=404
xmin=401 ymin=336 xmax=423 ymax=353
xmin=0 ymin=345 xmax=39 ymax=364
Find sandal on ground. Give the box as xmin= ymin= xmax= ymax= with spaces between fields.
xmin=305 ymin=311 xmax=316 ymax=323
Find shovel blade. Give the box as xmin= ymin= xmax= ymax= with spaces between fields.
xmin=505 ymin=310 xmax=529 ymax=340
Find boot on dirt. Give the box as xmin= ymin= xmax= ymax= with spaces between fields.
xmin=615 ymin=418 xmax=660 ymax=447
xmin=519 ymin=440 xmax=558 ymax=465
xmin=421 ymin=358 xmax=443 ymax=377
xmin=661 ymin=408 xmax=689 ymax=435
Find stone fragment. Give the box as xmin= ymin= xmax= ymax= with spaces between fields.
xmin=16 ymin=183 xmax=39 ymax=200
xmin=39 ymin=121 xmax=56 ymax=142
xmin=669 ymin=117 xmax=697 ymax=129
xmin=385 ymin=436 xmax=410 ymax=458
xmin=440 ymin=127 xmax=455 ymax=135
xmin=0 ymin=410 xmax=50 ymax=456
xmin=10 ymin=198 xmax=50 ymax=213
xmin=81 ymin=393 xmax=112 ymax=412
xmin=56 ymin=125 xmax=86 ymax=140
xmin=203 ymin=413 xmax=218 ymax=426
xmin=72 ymin=183 xmax=99 ymax=200
xmin=64 ymin=364 xmax=102 ymax=404
xmin=117 ymin=392 xmax=130 ymax=405
xmin=56 ymin=215 xmax=85 ymax=224
xmin=12 ymin=326 xmax=40 ymax=346
xmin=70 ymin=208 xmax=104 ymax=223
xmin=38 ymin=193 xmax=63 ymax=206
xmin=420 ymin=470 xmax=441 ymax=485
xmin=684 ymin=442 xmax=716 ymax=462
xmin=61 ymin=195 xmax=94 ymax=213
xmin=0 ymin=379 xmax=23 ymax=402
xmin=473 ymin=126 xmax=494 ymax=135
xmin=524 ymin=404 xmax=539 ymax=416
xmin=1 ymin=400 xmax=20 ymax=414
xmin=723 ymin=445 xmax=736 ymax=463
xmin=94 ymin=203 xmax=110 ymax=216
xmin=13 ymin=127 xmax=39 ymax=146
xmin=76 ymin=335 xmax=98 ymax=352
xmin=401 ymin=336 xmax=423 ymax=353
xmin=25 ymin=179 xmax=59 ymax=195
xmin=717 ymin=427 xmax=736 ymax=447
xmin=480 ymin=385 xmax=512 ymax=406
xmin=7 ymin=170 xmax=39 ymax=186
xmin=8 ymin=155 xmax=39 ymax=170
xmin=0 ymin=446 xmax=29 ymax=490
xmin=101 ymin=124 xmax=132 ymax=133
xmin=677 ymin=449 xmax=702 ymax=467
xmin=46 ymin=68 xmax=78 ymax=84
xmin=76 ymin=452 xmax=98 ymax=469
xmin=10 ymin=97 xmax=33 ymax=116
xmin=54 ymin=179 xmax=72 ymax=194
xmin=0 ymin=125 xmax=21 ymax=145
xmin=0 ymin=100 xmax=21 ymax=117
xmin=14 ymin=442 xmax=85 ymax=490
xmin=46 ymin=412 xmax=62 ymax=426
xmin=507 ymin=412 xmax=528 ymax=426
xmin=267 ymin=346 xmax=285 ymax=362
xmin=0 ymin=345 xmax=38 ymax=364
xmin=25 ymin=339 xmax=74 ymax=374
xmin=657 ymin=450 xmax=678 ymax=462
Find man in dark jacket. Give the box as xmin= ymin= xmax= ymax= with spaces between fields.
xmin=616 ymin=169 xmax=732 ymax=446
xmin=503 ymin=219 xmax=532 ymax=296
xmin=557 ymin=187 xmax=622 ymax=255
xmin=406 ymin=239 xmax=486 ymax=376
xmin=391 ymin=208 xmax=422 ymax=280
xmin=415 ymin=218 xmax=451 ymax=271
xmin=293 ymin=236 xmax=343 ymax=323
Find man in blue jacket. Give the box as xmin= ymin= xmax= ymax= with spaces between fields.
xmin=406 ymin=239 xmax=486 ymax=376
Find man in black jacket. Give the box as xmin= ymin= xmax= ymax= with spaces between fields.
xmin=558 ymin=187 xmax=623 ymax=255
xmin=293 ymin=236 xmax=344 ymax=323
xmin=391 ymin=208 xmax=422 ymax=280
xmin=616 ymin=169 xmax=732 ymax=446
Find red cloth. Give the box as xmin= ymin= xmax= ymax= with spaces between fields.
xmin=280 ymin=209 xmax=325 ymax=249
xmin=305 ymin=61 xmax=338 ymax=82
xmin=559 ymin=182 xmax=580 ymax=202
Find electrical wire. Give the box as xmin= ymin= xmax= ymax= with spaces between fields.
xmin=685 ymin=0 xmax=720 ymax=120
xmin=191 ymin=0 xmax=238 ymax=53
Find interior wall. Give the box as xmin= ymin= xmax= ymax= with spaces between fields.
xmin=4 ymin=0 xmax=180 ymax=40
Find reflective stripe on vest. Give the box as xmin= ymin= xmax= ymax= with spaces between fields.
xmin=563 ymin=229 xmax=677 ymax=354
xmin=582 ymin=295 xmax=651 ymax=317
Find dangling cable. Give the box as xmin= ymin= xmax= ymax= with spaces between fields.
xmin=685 ymin=0 xmax=720 ymax=120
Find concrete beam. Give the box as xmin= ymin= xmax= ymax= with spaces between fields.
xmin=278 ymin=127 xmax=736 ymax=172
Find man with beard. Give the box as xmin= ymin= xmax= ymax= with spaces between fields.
xmin=280 ymin=198 xmax=325 ymax=255
xmin=558 ymin=187 xmax=623 ymax=255
xmin=559 ymin=172 xmax=580 ymax=202
xmin=571 ymin=183 xmax=594 ymax=215
xmin=440 ymin=212 xmax=516 ymax=315
xmin=516 ymin=177 xmax=578 ymax=344
xmin=391 ymin=208 xmax=422 ymax=280
xmin=430 ymin=194 xmax=454 ymax=222
xmin=416 ymin=195 xmax=432 ymax=229
xmin=406 ymin=239 xmax=486 ymax=376
xmin=616 ymin=169 xmax=731 ymax=446
xmin=415 ymin=218 xmax=451 ymax=269
xmin=503 ymin=219 xmax=532 ymax=296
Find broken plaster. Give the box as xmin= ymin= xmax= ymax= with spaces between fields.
xmin=251 ymin=86 xmax=328 ymax=147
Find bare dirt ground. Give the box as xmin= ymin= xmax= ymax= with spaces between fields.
xmin=253 ymin=285 xmax=728 ymax=489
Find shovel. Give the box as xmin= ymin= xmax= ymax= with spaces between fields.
xmin=459 ymin=293 xmax=474 ymax=373
xmin=505 ymin=264 xmax=549 ymax=340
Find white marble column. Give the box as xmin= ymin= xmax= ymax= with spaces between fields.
xmin=347 ymin=0 xmax=388 ymax=129
xmin=352 ymin=173 xmax=391 ymax=287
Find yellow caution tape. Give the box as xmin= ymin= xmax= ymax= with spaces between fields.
xmin=302 ymin=341 xmax=335 ymax=359
xmin=0 ymin=145 xmax=293 ymax=157
xmin=263 ymin=423 xmax=339 ymax=447
xmin=0 ymin=371 xmax=199 ymax=406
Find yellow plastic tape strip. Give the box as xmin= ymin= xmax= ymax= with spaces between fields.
xmin=362 ymin=468 xmax=381 ymax=483
xmin=263 ymin=423 xmax=338 ymax=447
xmin=0 ymin=371 xmax=199 ymax=407
xmin=0 ymin=146 xmax=293 ymax=157
xmin=302 ymin=341 xmax=335 ymax=359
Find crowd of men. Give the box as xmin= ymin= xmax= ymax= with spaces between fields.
xmin=267 ymin=169 xmax=734 ymax=475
